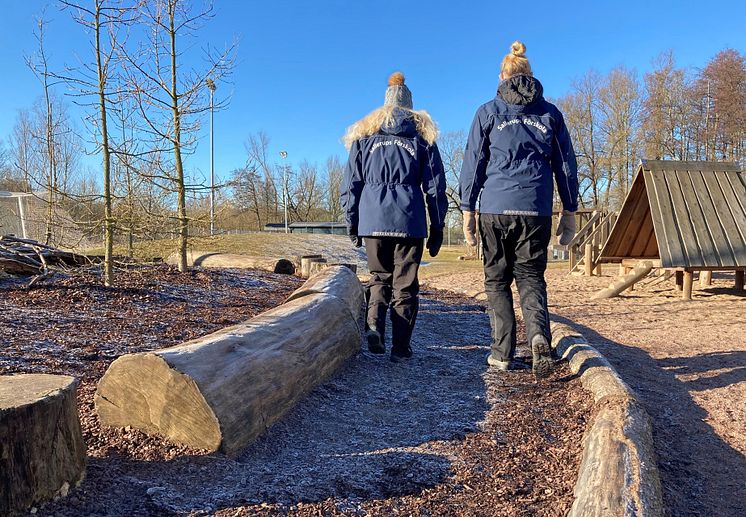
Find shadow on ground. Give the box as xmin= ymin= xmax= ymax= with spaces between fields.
xmin=550 ymin=314 xmax=746 ymax=516
xmin=41 ymin=296 xmax=492 ymax=516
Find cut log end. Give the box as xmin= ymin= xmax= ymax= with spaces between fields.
xmin=95 ymin=353 xmax=221 ymax=451
xmin=1 ymin=374 xmax=86 ymax=516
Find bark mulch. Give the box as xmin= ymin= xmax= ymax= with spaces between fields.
xmin=2 ymin=272 xmax=592 ymax=516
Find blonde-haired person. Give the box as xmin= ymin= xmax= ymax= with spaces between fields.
xmin=341 ymin=72 xmax=448 ymax=363
xmin=459 ymin=41 xmax=579 ymax=379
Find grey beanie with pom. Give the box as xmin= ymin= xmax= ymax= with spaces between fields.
xmin=384 ymin=72 xmax=413 ymax=109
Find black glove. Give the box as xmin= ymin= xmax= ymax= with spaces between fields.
xmin=348 ymin=227 xmax=362 ymax=248
xmin=426 ymin=226 xmax=444 ymax=257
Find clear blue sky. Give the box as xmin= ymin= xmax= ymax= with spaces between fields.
xmin=0 ymin=0 xmax=744 ymax=186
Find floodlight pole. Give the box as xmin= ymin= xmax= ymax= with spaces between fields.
xmin=206 ymin=78 xmax=217 ymax=236
xmin=279 ymin=150 xmax=288 ymax=233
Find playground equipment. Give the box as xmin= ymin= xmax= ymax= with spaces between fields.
xmin=95 ymin=266 xmax=364 ymax=456
xmin=597 ymin=160 xmax=746 ymax=300
xmin=167 ymin=250 xmax=296 ymax=274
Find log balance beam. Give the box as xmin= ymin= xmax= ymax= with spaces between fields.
xmin=95 ymin=265 xmax=364 ymax=456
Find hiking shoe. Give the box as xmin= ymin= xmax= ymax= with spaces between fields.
xmin=486 ymin=353 xmax=511 ymax=371
xmin=390 ymin=346 xmax=413 ymax=363
xmin=531 ymin=335 xmax=553 ymax=379
xmin=366 ymin=329 xmax=385 ymax=354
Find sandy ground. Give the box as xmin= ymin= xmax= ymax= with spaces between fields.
xmin=425 ymin=267 xmax=746 ymax=516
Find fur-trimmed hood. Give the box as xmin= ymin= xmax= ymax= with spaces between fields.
xmin=343 ymin=106 xmax=439 ymax=149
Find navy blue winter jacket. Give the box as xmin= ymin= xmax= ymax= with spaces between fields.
xmin=341 ymin=108 xmax=448 ymax=239
xmin=459 ymin=75 xmax=579 ymax=216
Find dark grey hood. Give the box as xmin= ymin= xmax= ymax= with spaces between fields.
xmin=497 ymin=74 xmax=544 ymax=106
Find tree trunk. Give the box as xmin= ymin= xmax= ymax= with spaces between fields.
xmin=94 ymin=2 xmax=114 ymax=287
xmin=169 ymin=5 xmax=188 ymax=273
xmin=0 ymin=374 xmax=86 ymax=516
xmin=95 ymin=269 xmax=364 ymax=456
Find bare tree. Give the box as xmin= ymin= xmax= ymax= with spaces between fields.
xmin=120 ymin=0 xmax=235 ymax=272
xmin=324 ymin=155 xmax=344 ymax=222
xmin=438 ymin=130 xmax=466 ymax=214
xmin=61 ymin=0 xmax=137 ymax=285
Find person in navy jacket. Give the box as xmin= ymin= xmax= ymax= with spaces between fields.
xmin=459 ymin=41 xmax=579 ymax=379
xmin=341 ymin=72 xmax=448 ymax=362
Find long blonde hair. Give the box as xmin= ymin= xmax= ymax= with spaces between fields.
xmin=501 ymin=41 xmax=532 ymax=78
xmin=342 ymin=105 xmax=439 ymax=149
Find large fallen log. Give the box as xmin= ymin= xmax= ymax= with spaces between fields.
xmin=285 ymin=265 xmax=364 ymax=328
xmin=95 ymin=268 xmax=364 ymax=456
xmin=591 ymin=261 xmax=654 ymax=300
xmin=0 ymin=374 xmax=86 ymax=516
xmin=167 ymin=251 xmax=295 ymax=275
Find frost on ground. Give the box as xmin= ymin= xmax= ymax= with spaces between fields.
xmin=426 ymin=268 xmax=746 ymax=517
xmin=2 ymin=267 xmax=590 ymax=516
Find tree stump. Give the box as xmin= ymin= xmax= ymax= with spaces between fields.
xmin=95 ymin=268 xmax=364 ymax=456
xmin=308 ymin=259 xmax=328 ymax=276
xmin=0 ymin=375 xmax=86 ymax=516
xmin=167 ymin=251 xmax=295 ymax=274
xmin=300 ymin=256 xmax=325 ymax=278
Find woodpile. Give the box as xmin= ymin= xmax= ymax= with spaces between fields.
xmin=0 ymin=236 xmax=89 ymax=276
xmin=95 ymin=265 xmax=365 ymax=456
xmin=0 ymin=374 xmax=86 ymax=516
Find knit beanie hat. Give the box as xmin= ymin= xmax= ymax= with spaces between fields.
xmin=383 ymin=72 xmax=413 ymax=109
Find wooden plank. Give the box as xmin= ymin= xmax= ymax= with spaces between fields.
xmin=643 ymin=160 xmax=741 ymax=173
xmin=673 ymin=170 xmax=720 ymax=267
xmin=705 ymin=171 xmax=746 ymax=266
xmin=686 ymin=170 xmax=733 ymax=266
xmin=629 ymin=204 xmax=655 ymax=257
xmin=664 ymin=170 xmax=699 ymax=266
xmin=715 ymin=172 xmax=746 ymax=245
xmin=646 ymin=171 xmax=685 ymax=268
xmin=622 ymin=258 xmax=662 ymax=268
xmin=602 ymin=168 xmax=645 ymax=259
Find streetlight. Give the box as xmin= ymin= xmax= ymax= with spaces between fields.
xmin=279 ymin=150 xmax=288 ymax=233
xmin=206 ymin=78 xmax=216 ymax=236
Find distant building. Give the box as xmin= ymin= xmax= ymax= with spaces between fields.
xmin=262 ymin=221 xmax=347 ymax=235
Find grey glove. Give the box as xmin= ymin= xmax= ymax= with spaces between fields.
xmin=348 ymin=226 xmax=362 ymax=248
xmin=462 ymin=211 xmax=478 ymax=247
xmin=556 ymin=211 xmax=576 ymax=246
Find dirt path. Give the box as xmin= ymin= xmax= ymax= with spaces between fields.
xmin=426 ymin=268 xmax=746 ymax=516
xmin=12 ymin=283 xmax=591 ymax=516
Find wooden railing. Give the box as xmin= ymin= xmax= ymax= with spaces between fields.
xmin=567 ymin=210 xmax=617 ymax=274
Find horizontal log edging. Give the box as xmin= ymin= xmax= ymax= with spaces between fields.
xmin=551 ymin=322 xmax=664 ymax=517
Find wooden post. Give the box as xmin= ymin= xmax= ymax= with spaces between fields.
xmin=736 ymin=270 xmax=745 ymax=291
xmin=682 ymin=271 xmax=694 ymax=300
xmin=699 ymin=270 xmax=712 ymax=288
xmin=619 ymin=264 xmax=628 ymax=276
xmin=675 ymin=271 xmax=684 ymax=292
xmin=584 ymin=243 xmax=593 ymax=277
xmin=569 ymin=246 xmax=576 ymax=271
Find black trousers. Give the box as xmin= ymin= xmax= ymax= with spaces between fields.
xmin=365 ymin=237 xmax=424 ymax=350
xmin=479 ymin=214 xmax=552 ymax=361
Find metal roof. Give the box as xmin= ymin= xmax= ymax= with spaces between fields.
xmin=601 ymin=160 xmax=746 ymax=269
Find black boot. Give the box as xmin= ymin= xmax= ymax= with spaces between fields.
xmin=531 ymin=334 xmax=553 ymax=379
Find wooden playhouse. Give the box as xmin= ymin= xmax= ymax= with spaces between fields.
xmin=597 ymin=160 xmax=746 ymax=300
